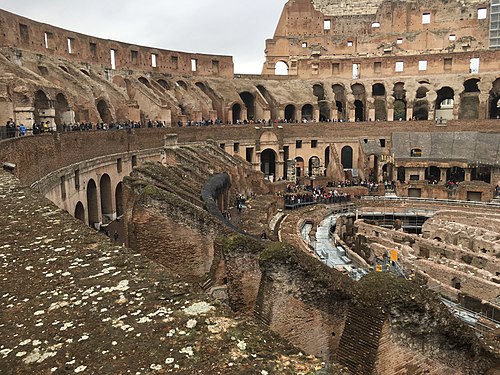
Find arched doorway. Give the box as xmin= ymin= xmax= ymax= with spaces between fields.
xmin=447 ymin=167 xmax=465 ymax=182
xmin=158 ymin=79 xmax=173 ymax=90
xmin=301 ymin=104 xmax=313 ymax=121
xmin=313 ymin=84 xmax=330 ymax=121
xmin=393 ymin=82 xmax=407 ymax=121
xmin=414 ymin=86 xmax=429 ymax=120
xmin=425 ymin=166 xmax=441 ymax=183
xmin=436 ymin=87 xmax=455 ymax=120
xmin=285 ymin=104 xmax=296 ymax=122
xmin=34 ymin=90 xmax=50 ymax=125
xmin=397 ymin=166 xmax=406 ymax=182
xmin=324 ymin=146 xmax=331 ymax=170
xmin=100 ymin=174 xmax=113 ymax=219
xmin=308 ymin=156 xmax=320 ymax=177
xmin=275 ymin=61 xmax=288 ymax=76
xmin=54 ymin=93 xmax=70 ymax=128
xmin=96 ymin=99 xmax=113 ymax=123
xmin=372 ymin=83 xmax=386 ymax=121
xmin=260 ymin=149 xmax=277 ymax=178
xmin=332 ymin=84 xmax=346 ymax=121
xmin=74 ymin=202 xmax=85 ymax=222
xmin=239 ymin=92 xmax=255 ymax=120
xmin=341 ymin=146 xmax=353 ymax=169
xmin=295 ymin=157 xmax=304 ymax=180
xmin=351 ymin=83 xmax=366 ymax=121
xmin=138 ymin=77 xmax=151 ymax=88
xmin=460 ymin=79 xmax=480 ymax=119
xmin=87 ymin=179 xmax=99 ymax=228
xmin=232 ymin=103 xmax=241 ymax=124
xmin=115 ymin=182 xmax=123 ymax=217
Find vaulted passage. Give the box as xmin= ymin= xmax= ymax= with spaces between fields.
xmin=115 ymin=182 xmax=123 ymax=217
xmin=301 ymin=104 xmax=313 ymax=121
xmin=341 ymin=146 xmax=353 ymax=169
xmin=54 ymin=93 xmax=70 ymax=127
xmin=74 ymin=201 xmax=85 ymax=222
xmin=34 ymin=90 xmax=50 ymax=125
xmin=100 ymin=174 xmax=113 ymax=219
xmin=351 ymin=83 xmax=366 ymax=121
xmin=232 ymin=103 xmax=241 ymax=123
xmin=490 ymin=78 xmax=500 ymax=119
xmin=260 ymin=149 xmax=276 ymax=178
xmin=436 ymin=87 xmax=454 ymax=120
xmin=96 ymin=99 xmax=113 ymax=123
xmin=332 ymin=84 xmax=345 ymax=120
xmin=460 ymin=79 xmax=480 ymax=119
xmin=285 ymin=104 xmax=296 ymax=122
xmin=239 ymin=92 xmax=255 ymax=120
xmin=87 ymin=179 xmax=98 ymax=227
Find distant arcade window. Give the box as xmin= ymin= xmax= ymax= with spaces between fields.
xmin=347 ymin=41 xmax=353 ymax=47
xmin=449 ymin=34 xmax=456 ymax=41
xmin=477 ymin=8 xmax=487 ymax=19
xmin=275 ymin=61 xmax=289 ymax=76
xmin=422 ymin=13 xmax=431 ymax=24
xmin=352 ymin=63 xmax=360 ymax=79
xmin=324 ymin=19 xmax=331 ymax=30
xmin=296 ymin=140 xmax=302 ymax=149
xmin=374 ymin=61 xmax=381 ymax=73
xmin=395 ymin=61 xmax=404 ymax=72
xmin=444 ymin=58 xmax=453 ymax=70
xmin=110 ymin=49 xmax=116 ymax=70
xmin=311 ymin=140 xmax=318 ymax=148
xmin=44 ymin=32 xmax=53 ymax=49
xmin=332 ymin=63 xmax=340 ymax=74
xmin=396 ymin=38 xmax=403 ymax=44
xmin=411 ymin=148 xmax=422 ymax=157
xmin=131 ymin=50 xmax=138 ymax=64
xmin=212 ymin=60 xmax=219 ymax=73
xmin=372 ymin=22 xmax=380 ymax=28
xmin=67 ymin=37 xmax=74 ymax=54
xmin=171 ymin=56 xmax=179 ymax=69
xmin=191 ymin=58 xmax=197 ymax=72
xmin=418 ymin=60 xmax=428 ymax=71
xmin=470 ymin=58 xmax=480 ymax=73
xmin=302 ymin=42 xmax=308 ymax=48
xmin=89 ymin=42 xmax=97 ymax=58
xmin=152 ymin=53 xmax=158 ymax=68
xmin=19 ymin=24 xmax=29 ymax=44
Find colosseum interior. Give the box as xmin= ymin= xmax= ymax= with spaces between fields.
xmin=0 ymin=0 xmax=499 ymax=374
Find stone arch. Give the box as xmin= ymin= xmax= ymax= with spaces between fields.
xmin=115 ymin=182 xmax=123 ymax=217
xmin=158 ymin=79 xmax=173 ymax=90
xmin=393 ymin=82 xmax=407 ymax=121
xmin=436 ymin=87 xmax=455 ymax=120
xmin=447 ymin=166 xmax=465 ymax=182
xmin=232 ymin=103 xmax=242 ymax=123
xmin=460 ymin=79 xmax=480 ymax=119
xmin=257 ymin=85 xmax=279 ymax=120
xmin=80 ymin=69 xmax=90 ymax=77
xmin=489 ymin=78 xmax=500 ymax=119
xmin=176 ymin=80 xmax=188 ymax=90
xmin=425 ymin=166 xmax=441 ymax=182
xmin=260 ymin=148 xmax=277 ymax=178
xmin=239 ymin=92 xmax=255 ymax=120
xmin=86 ymin=179 xmax=99 ymax=228
xmin=54 ymin=93 xmax=70 ymax=127
xmin=471 ymin=167 xmax=491 ymax=183
xmin=308 ymin=156 xmax=320 ymax=177
xmin=138 ymin=76 xmax=151 ymax=88
xmin=372 ymin=83 xmax=387 ymax=121
xmin=96 ymin=99 xmax=113 ymax=124
xmin=351 ymin=83 xmax=366 ymax=121
xmin=313 ymin=84 xmax=330 ymax=121
xmin=295 ymin=157 xmax=304 ymax=179
xmin=100 ymin=174 xmax=113 ymax=219
xmin=34 ymin=89 xmax=50 ymax=125
xmin=324 ymin=146 xmax=331 ymax=169
xmin=74 ymin=201 xmax=85 ymax=222
xmin=332 ymin=84 xmax=346 ymax=120
xmin=397 ymin=166 xmax=406 ymax=182
xmin=414 ymin=86 xmax=429 ymax=120
xmin=284 ymin=104 xmax=296 ymax=122
xmin=301 ymin=104 xmax=313 ymax=121
xmin=341 ymin=146 xmax=353 ymax=169
xmin=275 ymin=61 xmax=288 ymax=76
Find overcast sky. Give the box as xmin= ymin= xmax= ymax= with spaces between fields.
xmin=1 ymin=0 xmax=288 ymax=74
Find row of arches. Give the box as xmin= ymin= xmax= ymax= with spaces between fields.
xmin=74 ymin=174 xmax=123 ymax=227
xmin=260 ymin=146 xmax=354 ymax=178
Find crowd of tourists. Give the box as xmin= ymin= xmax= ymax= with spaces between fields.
xmin=281 ymin=184 xmax=352 ymax=207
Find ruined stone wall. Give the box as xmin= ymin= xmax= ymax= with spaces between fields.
xmin=0 ymin=9 xmax=233 ymax=78
xmin=264 ymin=0 xmax=495 ymax=79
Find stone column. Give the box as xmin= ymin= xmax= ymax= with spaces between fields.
xmin=427 ymin=91 xmax=437 ymax=120
xmin=465 ymin=168 xmax=471 ymax=182
xmin=406 ymin=93 xmax=415 ymax=120
xmin=386 ymin=96 xmax=395 ymax=121
xmin=478 ymin=93 xmax=489 ymax=120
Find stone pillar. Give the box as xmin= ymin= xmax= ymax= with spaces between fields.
xmin=366 ymin=96 xmax=375 ymax=122
xmin=453 ymin=93 xmax=461 ymax=120
xmin=241 ymin=108 xmax=248 ymax=122
xmin=295 ymin=108 xmax=302 ymax=123
xmin=440 ymin=168 xmax=447 ymax=182
xmin=427 ymin=91 xmax=437 ymax=120
xmin=314 ymin=107 xmax=320 ymax=122
xmin=478 ymin=93 xmax=489 ymax=120
xmin=406 ymin=93 xmax=415 ymax=120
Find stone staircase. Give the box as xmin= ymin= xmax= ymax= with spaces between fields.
xmin=336 ymin=306 xmax=385 ymax=374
